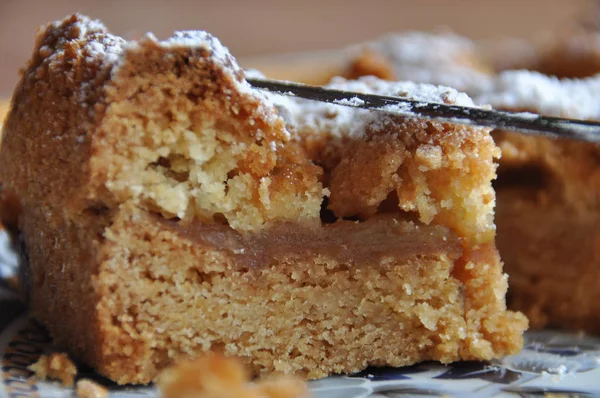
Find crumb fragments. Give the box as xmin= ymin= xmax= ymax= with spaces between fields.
xmin=157 ymin=354 xmax=311 ymax=398
xmin=28 ymin=352 xmax=77 ymax=387
xmin=75 ymin=379 xmax=109 ymax=398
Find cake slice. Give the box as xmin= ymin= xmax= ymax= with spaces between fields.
xmin=0 ymin=14 xmax=526 ymax=385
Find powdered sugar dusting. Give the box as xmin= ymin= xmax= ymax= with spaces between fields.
xmin=328 ymin=76 xmax=476 ymax=107
xmin=334 ymin=97 xmax=365 ymax=107
xmin=83 ymin=34 xmax=124 ymax=67
xmin=163 ymin=30 xmax=233 ymax=68
xmin=40 ymin=15 xmax=284 ymax=134
xmin=392 ymin=67 xmax=493 ymax=96
xmin=35 ymin=15 xmax=126 ymax=106
xmin=120 ymin=30 xmax=240 ymax=85
xmin=275 ymin=76 xmax=483 ymax=140
xmin=161 ymin=31 xmax=283 ymax=126
xmin=354 ymin=31 xmax=600 ymax=122
xmin=380 ymin=102 xmax=413 ymax=115
xmin=370 ymin=31 xmax=475 ymax=65
xmin=356 ymin=32 xmax=493 ymax=94
xmin=39 ymin=14 xmax=125 ymax=69
xmin=475 ymin=70 xmax=600 ymax=120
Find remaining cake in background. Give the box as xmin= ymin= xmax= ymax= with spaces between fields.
xmin=331 ymin=31 xmax=600 ymax=333
xmin=0 ymin=14 xmax=526 ymax=384
xmin=478 ymin=71 xmax=600 ymax=332
xmin=343 ymin=32 xmax=494 ymax=94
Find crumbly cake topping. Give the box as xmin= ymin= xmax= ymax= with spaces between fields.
xmin=39 ymin=14 xmax=280 ymax=128
xmin=36 ymin=14 xmax=125 ymax=73
xmin=475 ymin=70 xmax=600 ymax=120
xmin=75 ymin=379 xmax=108 ymax=398
xmin=6 ymin=13 xmax=500 ymax=241
xmin=3 ymin=14 xmax=323 ymax=233
xmin=269 ymin=76 xmax=498 ymax=244
xmin=120 ymin=30 xmax=279 ymax=123
xmin=32 ymin=15 xmax=125 ymax=110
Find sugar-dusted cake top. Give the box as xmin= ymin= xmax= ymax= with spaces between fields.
xmin=344 ymin=30 xmax=600 ymax=122
xmin=272 ymin=75 xmax=481 ymax=140
xmin=33 ymin=14 xmax=124 ymax=75
xmin=476 ymin=70 xmax=600 ymax=120
xmin=33 ymin=14 xmax=283 ymax=129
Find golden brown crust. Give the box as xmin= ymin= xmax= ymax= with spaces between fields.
xmin=0 ymin=15 xmax=120 ymax=218
xmin=92 ymin=34 xmax=323 ymax=231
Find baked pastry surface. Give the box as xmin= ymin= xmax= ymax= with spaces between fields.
xmin=0 ymin=14 xmax=526 ymax=384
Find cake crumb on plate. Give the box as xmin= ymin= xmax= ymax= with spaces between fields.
xmin=28 ymin=352 xmax=77 ymax=387
xmin=158 ymin=353 xmax=311 ymax=398
xmin=75 ymin=379 xmax=108 ymax=398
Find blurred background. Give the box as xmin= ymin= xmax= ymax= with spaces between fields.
xmin=0 ymin=0 xmax=590 ymax=96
